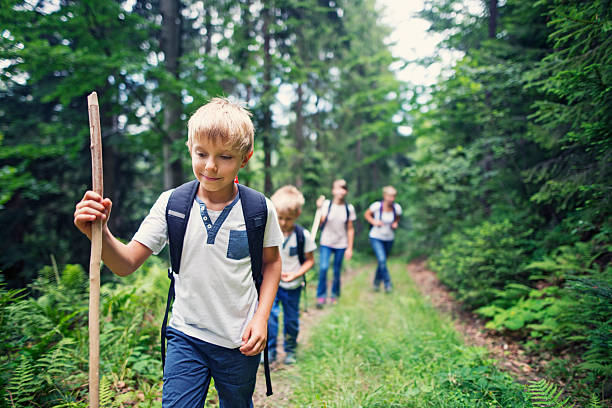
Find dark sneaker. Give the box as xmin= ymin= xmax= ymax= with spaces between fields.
xmin=284 ymin=352 xmax=297 ymax=365
xmin=384 ymin=286 xmax=392 ymax=294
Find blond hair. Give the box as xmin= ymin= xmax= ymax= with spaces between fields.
xmin=187 ymin=97 xmax=254 ymax=156
xmin=271 ymin=185 xmax=305 ymax=216
xmin=382 ymin=185 xmax=397 ymax=195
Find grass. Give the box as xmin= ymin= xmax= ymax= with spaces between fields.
xmin=283 ymin=257 xmax=532 ymax=407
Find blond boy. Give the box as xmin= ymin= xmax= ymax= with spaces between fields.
xmin=267 ymin=185 xmax=316 ymax=364
xmin=74 ymin=98 xmax=283 ymax=407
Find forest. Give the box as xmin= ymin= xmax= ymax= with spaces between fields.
xmin=0 ymin=0 xmax=610 ymax=406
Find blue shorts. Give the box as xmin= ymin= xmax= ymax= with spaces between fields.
xmin=162 ymin=327 xmax=260 ymax=407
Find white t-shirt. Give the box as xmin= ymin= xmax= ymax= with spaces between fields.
xmin=368 ymin=201 xmax=402 ymax=241
xmin=319 ymin=200 xmax=357 ymax=249
xmin=133 ymin=189 xmax=283 ymax=349
xmin=279 ymin=227 xmax=317 ymax=290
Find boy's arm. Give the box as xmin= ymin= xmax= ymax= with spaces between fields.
xmin=281 ymin=251 xmax=315 ymax=281
xmin=345 ymin=219 xmax=355 ymax=260
xmin=74 ymin=191 xmax=152 ymax=276
xmin=240 ymin=245 xmax=281 ymax=356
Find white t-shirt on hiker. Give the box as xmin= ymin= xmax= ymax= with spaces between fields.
xmin=368 ymin=201 xmax=402 ymax=242
xmin=133 ymin=189 xmax=283 ymax=349
xmin=279 ymin=228 xmax=317 ymax=290
xmin=319 ymin=199 xmax=357 ymax=249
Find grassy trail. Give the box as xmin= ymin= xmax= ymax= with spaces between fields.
xmin=254 ymin=257 xmax=531 ymax=407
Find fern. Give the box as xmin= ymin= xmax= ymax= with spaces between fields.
xmin=6 ymin=355 xmax=45 ymax=408
xmin=527 ymin=379 xmax=574 ymax=407
xmin=585 ymin=394 xmax=603 ymax=408
xmin=99 ymin=376 xmax=115 ymax=408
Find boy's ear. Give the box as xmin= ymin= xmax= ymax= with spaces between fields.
xmin=240 ymin=150 xmax=253 ymax=168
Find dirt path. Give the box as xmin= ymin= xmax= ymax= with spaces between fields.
xmin=407 ymin=258 xmax=544 ymax=384
xmin=252 ymin=264 xmax=367 ymax=407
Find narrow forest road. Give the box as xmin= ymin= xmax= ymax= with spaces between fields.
xmin=252 ymin=264 xmax=365 ymax=407
xmin=247 ymin=259 xmax=532 ymax=407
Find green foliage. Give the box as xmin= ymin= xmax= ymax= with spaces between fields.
xmin=1 ymin=258 xmax=167 ymax=407
xmin=431 ymin=216 xmax=535 ymax=308
xmin=526 ymin=379 xmax=586 ymax=408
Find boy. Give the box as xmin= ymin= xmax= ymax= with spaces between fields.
xmin=315 ymin=179 xmax=356 ymax=307
xmin=74 ymin=98 xmax=283 ymax=407
xmin=266 ymin=185 xmax=316 ymax=365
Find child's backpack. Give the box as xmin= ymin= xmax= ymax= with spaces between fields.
xmin=162 ymin=180 xmax=274 ymax=396
xmin=293 ymin=224 xmax=310 ymax=311
xmin=294 ymin=224 xmax=306 ymax=265
xmin=319 ymin=199 xmax=350 ymax=231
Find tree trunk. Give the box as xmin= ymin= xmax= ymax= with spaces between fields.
xmin=488 ymin=0 xmax=497 ymax=38
xmin=161 ymin=0 xmax=183 ymax=189
xmin=294 ymin=83 xmax=305 ymax=188
xmin=262 ymin=3 xmax=273 ymax=195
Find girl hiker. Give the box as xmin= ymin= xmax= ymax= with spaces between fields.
xmin=315 ymin=179 xmax=356 ymax=307
xmin=364 ymin=185 xmax=402 ymax=293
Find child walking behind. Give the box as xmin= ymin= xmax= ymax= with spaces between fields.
xmin=315 ymin=179 xmax=356 ymax=307
xmin=74 ymin=98 xmax=283 ymax=407
xmin=266 ymin=185 xmax=316 ymax=365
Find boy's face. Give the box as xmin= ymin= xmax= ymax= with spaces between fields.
xmin=189 ymin=138 xmax=249 ymax=194
xmin=277 ymin=210 xmax=299 ymax=234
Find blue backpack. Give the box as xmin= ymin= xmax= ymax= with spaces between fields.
xmin=162 ymin=179 xmax=274 ymax=396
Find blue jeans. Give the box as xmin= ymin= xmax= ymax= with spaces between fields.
xmin=162 ymin=327 xmax=260 ymax=407
xmin=267 ymin=286 xmax=301 ymax=356
xmin=317 ymin=245 xmax=346 ymax=299
xmin=370 ymin=238 xmax=394 ymax=289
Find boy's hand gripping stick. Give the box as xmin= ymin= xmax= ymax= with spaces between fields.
xmin=87 ymin=91 xmax=103 ymax=408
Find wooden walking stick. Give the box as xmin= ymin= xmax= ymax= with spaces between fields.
xmin=310 ymin=195 xmax=325 ymax=240
xmin=87 ymin=91 xmax=103 ymax=408
xmin=302 ymin=195 xmax=325 ymax=312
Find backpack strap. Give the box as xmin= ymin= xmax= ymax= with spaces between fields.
xmin=237 ymin=183 xmax=274 ymax=397
xmin=294 ymin=224 xmax=306 ymax=265
xmin=319 ymin=199 xmax=332 ymax=231
xmin=161 ymin=179 xmax=199 ymax=369
xmin=237 ymin=184 xmax=267 ymax=293
xmin=378 ymin=201 xmax=397 ymax=223
xmin=320 ymin=200 xmax=350 ymax=231
xmin=344 ymin=202 xmax=350 ymax=227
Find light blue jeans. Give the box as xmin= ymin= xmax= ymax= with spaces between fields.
xmin=317 ymin=245 xmax=346 ymax=299
xmin=370 ymin=237 xmax=394 ymax=289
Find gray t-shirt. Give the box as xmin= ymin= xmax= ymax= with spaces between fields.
xmin=319 ymin=200 xmax=357 ymax=249
xmin=133 ymin=189 xmax=283 ymax=348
